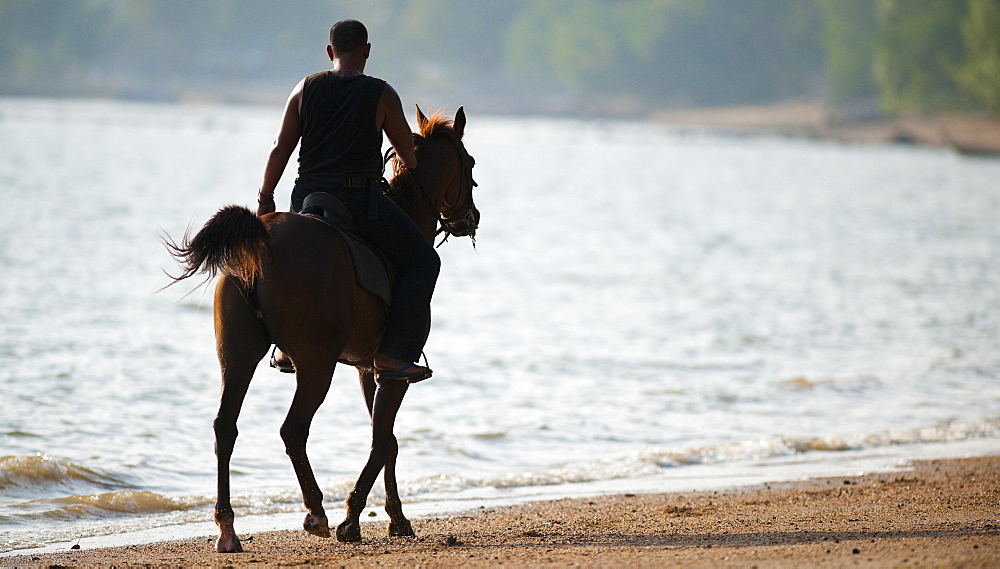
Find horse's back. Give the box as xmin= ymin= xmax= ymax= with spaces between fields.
xmin=260 ymin=212 xmax=352 ymax=288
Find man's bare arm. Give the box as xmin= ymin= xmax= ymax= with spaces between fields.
xmin=378 ymin=83 xmax=417 ymax=169
xmin=257 ymin=80 xmax=304 ymax=215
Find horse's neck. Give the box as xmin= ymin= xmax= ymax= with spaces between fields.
xmin=411 ymin=212 xmax=438 ymax=245
xmin=391 ymin=173 xmax=439 ymax=244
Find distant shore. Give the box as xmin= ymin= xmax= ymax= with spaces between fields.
xmin=4 ymin=455 xmax=997 ymax=567
xmin=653 ymin=103 xmax=1000 ymax=156
xmin=4 ymin=95 xmax=996 ymax=156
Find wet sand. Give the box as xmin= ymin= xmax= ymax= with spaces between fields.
xmin=3 ymin=455 xmax=997 ymax=567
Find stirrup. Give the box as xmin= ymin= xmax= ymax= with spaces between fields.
xmin=269 ymin=346 xmax=295 ymax=374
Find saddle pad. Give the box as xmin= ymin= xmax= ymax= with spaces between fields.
xmin=300 ymin=192 xmax=394 ymax=307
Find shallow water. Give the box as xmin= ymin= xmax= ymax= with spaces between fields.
xmin=1 ymin=99 xmax=998 ymax=553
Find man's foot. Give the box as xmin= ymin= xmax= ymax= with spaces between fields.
xmin=270 ymin=347 xmax=295 ymax=374
xmin=374 ymin=354 xmax=432 ymax=383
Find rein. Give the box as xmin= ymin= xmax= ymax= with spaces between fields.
xmin=382 ymin=135 xmax=477 ymax=248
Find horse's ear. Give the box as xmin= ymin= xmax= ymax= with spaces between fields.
xmin=415 ymin=105 xmax=429 ymax=131
xmin=454 ymin=106 xmax=466 ymax=139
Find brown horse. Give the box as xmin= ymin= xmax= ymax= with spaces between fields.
xmin=166 ymin=107 xmax=478 ymax=552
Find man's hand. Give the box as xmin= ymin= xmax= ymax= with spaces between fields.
xmin=257 ymin=194 xmax=276 ymax=216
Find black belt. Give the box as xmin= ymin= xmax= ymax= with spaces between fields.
xmin=342 ymin=176 xmax=371 ymax=189
xmin=330 ymin=176 xmax=383 ymax=220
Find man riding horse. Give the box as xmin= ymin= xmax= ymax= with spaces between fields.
xmin=167 ymin=20 xmax=479 ymax=549
xmin=256 ymin=19 xmax=438 ymax=383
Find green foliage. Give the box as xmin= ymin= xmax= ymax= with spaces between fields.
xmin=506 ymin=0 xmax=825 ymax=106
xmin=505 ymin=0 xmax=657 ymax=88
xmin=0 ymin=0 xmax=996 ymax=116
xmin=956 ymin=0 xmax=1000 ymax=112
xmin=816 ymin=0 xmax=881 ymax=103
xmin=874 ymin=0 xmax=970 ymax=113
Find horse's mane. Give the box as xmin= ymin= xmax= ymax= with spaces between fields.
xmin=386 ymin=110 xmax=458 ymax=214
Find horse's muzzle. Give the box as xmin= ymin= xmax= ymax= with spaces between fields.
xmin=444 ymin=206 xmax=480 ymax=239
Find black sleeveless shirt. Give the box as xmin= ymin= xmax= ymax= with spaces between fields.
xmin=296 ymin=72 xmax=387 ymax=186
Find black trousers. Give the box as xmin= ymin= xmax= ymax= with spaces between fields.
xmin=292 ymin=183 xmax=440 ymax=363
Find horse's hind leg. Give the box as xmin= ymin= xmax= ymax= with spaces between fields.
xmin=214 ymin=366 xmax=254 ymax=553
xmin=338 ymin=374 xmax=410 ymax=542
xmin=357 ymin=368 xmax=415 ymax=538
xmin=280 ymin=360 xmax=336 ymax=539
xmin=213 ymin=277 xmax=270 ymax=553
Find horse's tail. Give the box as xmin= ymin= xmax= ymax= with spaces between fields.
xmin=164 ymin=205 xmax=270 ymax=289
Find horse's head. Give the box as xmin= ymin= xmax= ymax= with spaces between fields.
xmin=390 ymin=106 xmax=480 ymax=246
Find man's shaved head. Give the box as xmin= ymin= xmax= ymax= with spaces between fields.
xmin=330 ymin=19 xmax=368 ymax=54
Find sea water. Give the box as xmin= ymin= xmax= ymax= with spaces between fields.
xmin=1 ymin=98 xmax=998 ymax=553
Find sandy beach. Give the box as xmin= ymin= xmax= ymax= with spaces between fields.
xmin=3 ymin=455 xmax=997 ymax=567
xmin=653 ymin=104 xmax=1000 ymax=156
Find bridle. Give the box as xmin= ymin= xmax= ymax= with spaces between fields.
xmin=383 ymin=132 xmax=479 ymax=247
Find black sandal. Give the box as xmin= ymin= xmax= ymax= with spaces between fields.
xmin=376 ymin=353 xmax=432 ymax=383
xmin=376 ymin=363 xmax=432 ymax=383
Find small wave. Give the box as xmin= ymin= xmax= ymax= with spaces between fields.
xmin=798 ymin=418 xmax=1000 ymax=451
xmin=0 ymin=491 xmax=216 ymax=553
xmin=4 ymin=490 xmax=211 ymax=525
xmin=3 ymin=430 xmax=42 ymax=438
xmin=639 ymin=417 xmax=1000 ymax=470
xmin=46 ymin=490 xmax=207 ymax=518
xmin=0 ymin=455 xmax=127 ymax=493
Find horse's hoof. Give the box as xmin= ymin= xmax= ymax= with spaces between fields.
xmin=336 ymin=520 xmax=362 ymax=543
xmin=303 ymin=513 xmax=331 ymax=538
xmin=216 ymin=533 xmax=243 ymax=553
xmin=388 ymin=519 xmax=415 ymax=537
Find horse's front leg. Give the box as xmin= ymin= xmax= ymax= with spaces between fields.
xmin=356 ymin=368 xmax=415 ymax=538
xmin=337 ymin=376 xmax=409 ymax=542
xmin=281 ymin=363 xmax=335 ymax=539
xmin=382 ymin=414 xmax=414 ymax=537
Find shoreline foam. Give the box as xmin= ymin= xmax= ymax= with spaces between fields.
xmin=4 ymin=455 xmax=997 ymax=567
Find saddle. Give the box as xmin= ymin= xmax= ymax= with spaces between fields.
xmin=300 ymin=192 xmax=394 ymax=307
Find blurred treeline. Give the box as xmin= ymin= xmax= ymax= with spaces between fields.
xmin=1 ymin=0 xmax=997 ymax=117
